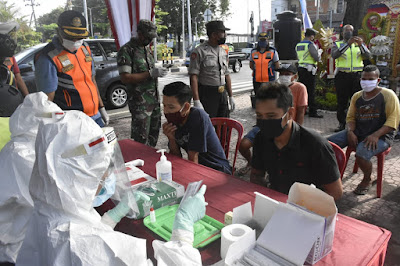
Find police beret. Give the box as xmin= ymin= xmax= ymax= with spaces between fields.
xmin=206 ymin=21 xmax=230 ymax=33
xmin=137 ymin=20 xmax=158 ymax=39
xmin=58 ymin=10 xmax=89 ymax=39
xmin=305 ymin=28 xmax=318 ymax=36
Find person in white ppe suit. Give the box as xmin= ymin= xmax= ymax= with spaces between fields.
xmin=17 ymin=110 xmax=206 ymax=265
xmin=0 ymin=92 xmax=63 ymax=263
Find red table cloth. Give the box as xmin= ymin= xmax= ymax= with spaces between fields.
xmin=104 ymin=139 xmax=391 ymax=265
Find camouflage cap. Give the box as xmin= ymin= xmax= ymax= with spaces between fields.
xmin=137 ymin=20 xmax=157 ymax=39
xmin=58 ymin=10 xmax=89 ymax=39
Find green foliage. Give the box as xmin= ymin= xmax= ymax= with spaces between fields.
xmin=155 ymin=0 xmax=168 ymax=34
xmin=315 ymin=77 xmax=337 ymax=111
xmin=71 ymin=0 xmax=109 ymax=36
xmin=37 ymin=7 xmax=64 ymax=26
xmin=37 ymin=23 xmax=57 ymax=42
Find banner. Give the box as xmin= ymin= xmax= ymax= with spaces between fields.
xmin=105 ymin=0 xmax=155 ymax=49
xmin=299 ymin=0 xmax=313 ymax=30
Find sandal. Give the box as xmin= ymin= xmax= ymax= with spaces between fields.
xmin=353 ymin=183 xmax=372 ymax=195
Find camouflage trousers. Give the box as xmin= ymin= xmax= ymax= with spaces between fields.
xmin=128 ymin=101 xmax=161 ymax=147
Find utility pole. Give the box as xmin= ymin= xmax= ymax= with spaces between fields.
xmin=82 ymin=0 xmax=89 ymax=31
xmin=24 ymin=0 xmax=39 ymax=29
xmin=316 ymin=0 xmax=320 ymax=21
xmin=88 ymin=7 xmax=93 ymax=37
xmin=258 ymin=0 xmax=261 ymax=33
xmin=182 ymin=0 xmax=185 ymax=58
xmin=187 ymin=0 xmax=192 ymax=47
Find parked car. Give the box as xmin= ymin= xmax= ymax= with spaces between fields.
xmin=15 ymin=39 xmax=128 ymax=109
xmin=184 ymin=42 xmax=246 ymax=73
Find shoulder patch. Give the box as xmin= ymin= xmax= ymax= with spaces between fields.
xmin=191 ymin=52 xmax=197 ymax=60
xmin=118 ymin=56 xmax=127 ymax=65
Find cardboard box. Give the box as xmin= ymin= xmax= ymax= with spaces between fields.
xmin=224 ymin=183 xmax=337 ymax=265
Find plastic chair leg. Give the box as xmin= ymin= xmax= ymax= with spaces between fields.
xmin=377 ymin=154 xmax=385 ymax=198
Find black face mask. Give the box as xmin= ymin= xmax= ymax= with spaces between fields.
xmin=256 ymin=112 xmax=288 ymax=139
xmin=343 ymin=31 xmax=353 ymax=41
xmin=217 ymin=37 xmax=226 ymax=45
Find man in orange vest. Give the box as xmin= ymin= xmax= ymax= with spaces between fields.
xmin=35 ymin=10 xmax=108 ymax=127
xmin=250 ymin=32 xmax=280 ymax=94
xmin=0 ymin=22 xmax=29 ymax=97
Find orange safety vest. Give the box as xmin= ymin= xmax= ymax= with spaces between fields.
xmin=251 ymin=48 xmax=276 ymax=82
xmin=41 ymin=43 xmax=99 ymax=117
xmin=4 ymin=57 xmax=15 ymax=72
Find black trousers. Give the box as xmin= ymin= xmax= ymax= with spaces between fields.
xmin=298 ymin=67 xmax=317 ymax=114
xmin=198 ymin=83 xmax=230 ymax=118
xmin=334 ymin=71 xmax=361 ymax=125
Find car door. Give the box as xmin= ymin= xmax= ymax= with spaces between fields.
xmin=18 ymin=54 xmax=37 ymax=93
xmin=86 ymin=41 xmax=110 ymax=99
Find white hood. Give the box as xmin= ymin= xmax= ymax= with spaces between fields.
xmin=17 ymin=111 xmax=148 ymax=266
xmin=0 ymin=92 xmax=62 ymax=263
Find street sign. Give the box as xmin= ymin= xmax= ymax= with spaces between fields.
xmin=204 ymin=9 xmax=212 ymax=22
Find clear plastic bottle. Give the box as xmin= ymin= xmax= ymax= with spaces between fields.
xmin=156 ymin=149 xmax=172 ymax=181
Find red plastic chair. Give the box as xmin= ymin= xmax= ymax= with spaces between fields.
xmin=343 ymin=146 xmax=392 ymax=198
xmin=211 ymin=117 xmax=244 ymax=175
xmin=329 ymin=141 xmax=346 ymax=179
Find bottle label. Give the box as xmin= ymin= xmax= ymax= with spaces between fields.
xmin=159 ymin=172 xmax=172 ymax=181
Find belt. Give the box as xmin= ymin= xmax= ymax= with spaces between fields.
xmin=199 ymin=84 xmax=225 ymax=93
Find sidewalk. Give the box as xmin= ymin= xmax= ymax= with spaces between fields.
xmin=110 ymin=92 xmax=400 ymax=265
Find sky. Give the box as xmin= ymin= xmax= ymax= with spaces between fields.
xmin=13 ymin=0 xmax=271 ymax=34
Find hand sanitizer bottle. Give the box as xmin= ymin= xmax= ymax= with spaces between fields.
xmin=156 ymin=149 xmax=172 ymax=181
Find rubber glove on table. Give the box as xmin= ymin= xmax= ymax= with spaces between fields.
xmin=171 ymin=185 xmax=207 ymax=245
xmin=101 ymin=190 xmax=150 ymax=229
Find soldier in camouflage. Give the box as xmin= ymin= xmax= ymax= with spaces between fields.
xmin=117 ymin=20 xmax=168 ymax=147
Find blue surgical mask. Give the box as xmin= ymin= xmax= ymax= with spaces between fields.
xmin=93 ymin=173 xmax=116 ymax=207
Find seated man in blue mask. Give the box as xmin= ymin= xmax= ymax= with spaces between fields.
xmin=162 ymin=81 xmax=232 ymax=175
xmin=250 ymin=83 xmax=343 ymax=200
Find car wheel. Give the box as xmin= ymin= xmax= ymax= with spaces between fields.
xmin=107 ymin=83 xmax=128 ymax=108
xmin=233 ymin=59 xmax=241 ymax=73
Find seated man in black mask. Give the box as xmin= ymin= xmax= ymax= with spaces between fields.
xmin=250 ymin=83 xmax=343 ymax=200
xmin=161 ymin=81 xmax=232 ymax=175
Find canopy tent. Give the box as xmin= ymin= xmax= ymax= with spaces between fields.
xmin=105 ymin=0 xmax=155 ymax=49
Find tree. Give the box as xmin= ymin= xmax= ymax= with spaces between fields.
xmin=342 ymin=0 xmax=371 ymax=32
xmin=0 ymin=0 xmax=42 ymax=52
xmin=37 ymin=6 xmax=64 ymax=26
xmin=71 ymin=0 xmax=110 ymax=37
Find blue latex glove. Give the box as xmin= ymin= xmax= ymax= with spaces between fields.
xmin=173 ymin=185 xmax=207 ymax=233
xmin=106 ymin=190 xmax=150 ymax=223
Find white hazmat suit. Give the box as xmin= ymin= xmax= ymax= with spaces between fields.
xmin=17 ymin=111 xmax=203 ymax=265
xmin=0 ymin=92 xmax=62 ymax=263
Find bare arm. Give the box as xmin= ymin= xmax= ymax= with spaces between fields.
xmin=190 ymin=74 xmax=200 ymax=101
xmin=120 ymin=71 xmax=151 ymax=85
xmin=295 ymin=106 xmax=306 ymax=125
xmin=250 ymin=168 xmax=267 ymax=186
xmin=46 ymin=91 xmax=55 ymax=101
xmin=188 ymin=151 xmax=199 ymax=164
xmin=249 ymin=61 xmax=254 ymax=70
xmin=322 ymin=179 xmax=343 ymax=201
xmin=274 ymin=61 xmax=280 ymax=70
xmin=225 ymin=74 xmax=233 ymax=97
xmin=93 ymin=78 xmax=104 ymax=108
xmin=162 ymin=123 xmax=182 ymax=157
xmin=15 ymin=73 xmax=29 ymax=97
xmin=363 ymin=125 xmax=394 ymax=151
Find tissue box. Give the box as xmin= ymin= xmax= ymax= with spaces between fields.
xmin=287 ymin=183 xmax=338 ymax=265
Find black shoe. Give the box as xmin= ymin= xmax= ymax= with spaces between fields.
xmin=309 ymin=112 xmax=324 ymax=118
xmin=334 ymin=124 xmax=345 ymax=132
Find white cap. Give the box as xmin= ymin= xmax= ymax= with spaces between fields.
xmin=0 ymin=22 xmax=19 ymax=34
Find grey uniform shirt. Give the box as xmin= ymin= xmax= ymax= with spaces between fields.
xmin=188 ymin=41 xmax=229 ymax=86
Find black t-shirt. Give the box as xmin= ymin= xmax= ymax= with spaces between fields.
xmin=174 ymin=107 xmax=232 ymax=174
xmin=252 ymin=122 xmax=340 ymax=194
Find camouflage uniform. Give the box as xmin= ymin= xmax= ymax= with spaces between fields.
xmin=117 ymin=38 xmax=160 ymax=147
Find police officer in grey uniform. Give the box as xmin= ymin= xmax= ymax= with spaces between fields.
xmin=189 ymin=20 xmax=235 ymax=118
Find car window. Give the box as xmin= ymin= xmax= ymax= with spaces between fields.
xmin=20 ymin=55 xmax=36 ymax=71
xmin=100 ymin=41 xmax=117 ymax=60
xmin=87 ymin=42 xmax=105 ymax=62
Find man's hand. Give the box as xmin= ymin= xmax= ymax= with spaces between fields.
xmin=99 ymin=107 xmax=110 ymax=126
xmin=162 ymin=122 xmax=177 ymax=140
xmin=347 ymin=130 xmax=358 ymax=148
xmin=228 ymin=96 xmax=235 ymax=111
xmin=363 ymin=133 xmax=379 ymax=151
xmin=149 ymin=67 xmax=168 ymax=78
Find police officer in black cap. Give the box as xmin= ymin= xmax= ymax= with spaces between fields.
xmin=35 ymin=10 xmax=109 ymax=127
xmin=188 ymin=20 xmax=235 ymax=118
